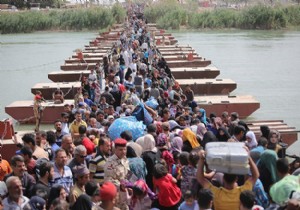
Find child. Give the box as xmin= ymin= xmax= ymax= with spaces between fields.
xmin=178 ymin=190 xmax=199 ymax=210
xmin=240 ymin=190 xmax=264 ymax=210
xmin=130 ymin=180 xmax=153 ymax=210
xmin=180 ymin=152 xmax=199 ymax=195
xmin=152 ymin=163 xmax=182 ymax=210
xmin=169 ymin=100 xmax=178 ymax=118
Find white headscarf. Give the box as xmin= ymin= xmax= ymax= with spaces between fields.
xmin=140 ymin=134 xmax=157 ymax=153
xmin=246 ymin=131 xmax=257 ymax=149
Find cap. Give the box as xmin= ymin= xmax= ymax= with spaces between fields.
xmin=114 ymin=138 xmax=127 ymax=147
xmin=29 ymin=196 xmax=46 ymax=210
xmin=100 ymin=182 xmax=117 ymax=201
xmin=73 ymin=165 xmax=90 ymax=178
xmin=35 ymin=95 xmax=42 ymax=100
xmin=78 ymin=102 xmax=85 ymax=107
xmin=107 ymin=115 xmax=114 ymax=120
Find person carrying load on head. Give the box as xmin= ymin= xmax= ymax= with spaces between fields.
xmin=33 ymin=91 xmax=45 ymax=132
xmin=196 ymin=147 xmax=259 ymax=210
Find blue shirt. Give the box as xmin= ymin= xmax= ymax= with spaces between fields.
xmin=178 ymin=200 xmax=199 ymax=210
xmin=52 ymin=164 xmax=73 ymax=195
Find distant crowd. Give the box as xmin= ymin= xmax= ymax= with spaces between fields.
xmin=1 ymin=3 xmax=299 ymax=210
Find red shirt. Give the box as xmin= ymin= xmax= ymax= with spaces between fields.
xmin=82 ymin=137 xmax=95 ymax=155
xmin=153 ymin=174 xmax=181 ymax=207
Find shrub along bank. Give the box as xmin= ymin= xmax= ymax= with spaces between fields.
xmin=0 ymin=4 xmax=126 ymax=34
xmin=1 ymin=2 xmax=300 ymax=34
xmin=144 ymin=1 xmax=300 ymax=30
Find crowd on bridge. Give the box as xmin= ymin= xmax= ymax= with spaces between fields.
xmin=0 ymin=3 xmax=299 ymax=210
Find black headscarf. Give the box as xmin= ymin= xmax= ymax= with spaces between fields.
xmin=202 ymin=131 xmax=217 ymax=149
xmin=260 ymin=125 xmax=270 ymax=139
xmin=72 ymin=194 xmax=92 ymax=210
xmin=216 ymin=127 xmax=231 ymax=142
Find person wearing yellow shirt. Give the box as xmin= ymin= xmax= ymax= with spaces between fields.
xmin=196 ymin=150 xmax=259 ymax=210
xmin=69 ymin=111 xmax=87 ymax=138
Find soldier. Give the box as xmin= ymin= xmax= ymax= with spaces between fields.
xmin=104 ymin=138 xmax=130 ymax=210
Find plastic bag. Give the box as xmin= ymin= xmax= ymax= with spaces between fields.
xmin=132 ymin=103 xmax=153 ymax=126
xmin=270 ymin=174 xmax=300 ymax=206
xmin=108 ymin=116 xmax=146 ymax=141
xmin=145 ymin=97 xmax=159 ymax=109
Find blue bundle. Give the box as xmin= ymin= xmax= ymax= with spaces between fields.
xmin=108 ymin=116 xmax=146 ymax=141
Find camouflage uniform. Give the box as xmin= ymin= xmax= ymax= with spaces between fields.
xmin=104 ymin=154 xmax=130 ymax=210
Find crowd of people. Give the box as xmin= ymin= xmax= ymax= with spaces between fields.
xmin=1 ymin=3 xmax=300 ymax=210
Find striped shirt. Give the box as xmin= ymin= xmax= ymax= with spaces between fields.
xmin=52 ymin=164 xmax=73 ymax=195
xmin=89 ymin=154 xmax=107 ymax=184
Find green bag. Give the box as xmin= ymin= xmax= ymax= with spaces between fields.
xmin=270 ymin=174 xmax=300 ymax=206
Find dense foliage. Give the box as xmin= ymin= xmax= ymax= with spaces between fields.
xmin=0 ymin=4 xmax=126 ymax=34
xmin=144 ymin=1 xmax=300 ymax=30
xmin=0 ymin=0 xmax=62 ymax=9
xmin=1 ymin=1 xmax=300 ymax=33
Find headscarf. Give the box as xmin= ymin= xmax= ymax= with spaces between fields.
xmin=135 ymin=136 xmax=145 ymax=150
xmin=131 ymin=180 xmax=156 ymax=208
xmin=48 ymin=184 xmax=65 ymax=207
xmin=260 ymin=125 xmax=270 ymax=139
xmin=170 ymin=136 xmax=183 ymax=153
xmin=142 ymin=134 xmax=157 ymax=153
xmin=216 ymin=127 xmax=231 ymax=142
xmin=182 ymin=128 xmax=200 ymax=149
xmin=196 ymin=123 xmax=207 ymax=140
xmin=127 ymin=146 xmax=137 ymax=158
xmin=168 ymin=120 xmax=182 ymax=131
xmin=246 ymin=131 xmax=257 ymax=149
xmin=199 ymin=108 xmax=207 ymax=125
xmin=72 ymin=194 xmax=92 ymax=210
xmin=111 ymin=84 xmax=119 ymax=92
xmin=156 ymin=133 xmax=167 ymax=147
xmin=259 ymin=149 xmax=279 ymax=183
xmin=127 ymin=142 xmax=143 ymax=157
xmin=202 ymin=131 xmax=217 ymax=149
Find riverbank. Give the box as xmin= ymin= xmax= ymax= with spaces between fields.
xmin=145 ymin=2 xmax=300 ymax=30
xmin=1 ymin=3 xmax=300 ymax=34
xmin=0 ymin=4 xmax=126 ymax=34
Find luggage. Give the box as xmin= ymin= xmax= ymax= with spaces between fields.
xmin=270 ymin=174 xmax=300 ymax=206
xmin=145 ymin=97 xmax=159 ymax=109
xmin=132 ymin=102 xmax=153 ymax=126
xmin=108 ymin=116 xmax=146 ymax=141
xmin=205 ymin=142 xmax=249 ymax=175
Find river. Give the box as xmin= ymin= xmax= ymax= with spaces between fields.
xmin=0 ymin=30 xmax=299 ymax=154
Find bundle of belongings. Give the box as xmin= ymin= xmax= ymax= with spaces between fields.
xmin=205 ymin=142 xmax=249 ymax=175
